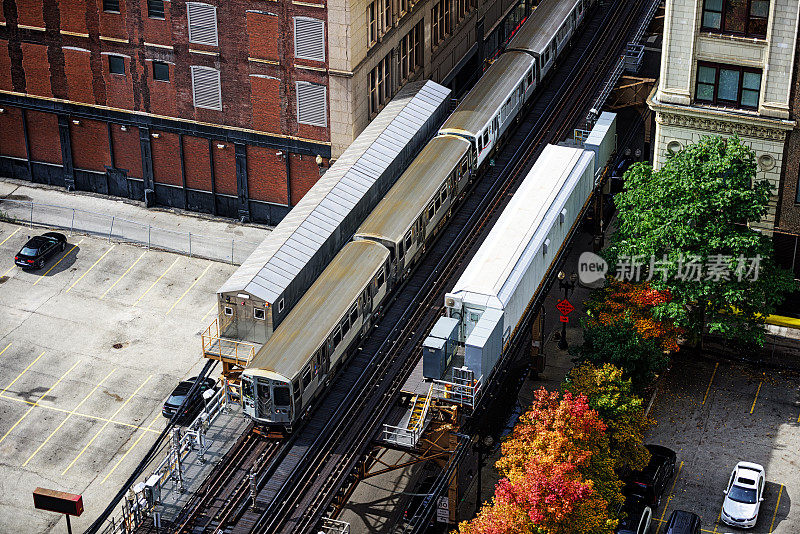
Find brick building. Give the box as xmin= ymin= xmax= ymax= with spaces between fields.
xmin=0 ymin=0 xmax=533 ymax=224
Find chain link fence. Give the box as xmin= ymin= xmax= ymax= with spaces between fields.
xmin=0 ymin=199 xmax=260 ymax=265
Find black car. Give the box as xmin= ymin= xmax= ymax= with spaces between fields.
xmin=625 ymin=444 xmax=677 ymax=509
xmin=15 ymin=232 xmax=67 ymax=269
xmin=664 ymin=510 xmax=701 ymax=534
xmin=615 ymin=493 xmax=652 ymax=534
xmin=402 ymin=474 xmax=437 ymax=526
xmin=162 ymin=376 xmax=218 ymax=423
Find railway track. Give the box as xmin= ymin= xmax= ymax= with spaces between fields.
xmin=235 ymin=1 xmax=651 ymax=533
xmin=173 ymin=1 xmax=655 ymax=532
xmin=171 ymin=425 xmax=280 ymax=533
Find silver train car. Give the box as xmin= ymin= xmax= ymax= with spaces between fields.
xmin=241 ymin=0 xmax=596 ymax=428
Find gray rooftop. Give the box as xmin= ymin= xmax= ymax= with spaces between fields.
xmin=219 ymin=80 xmax=451 ymax=302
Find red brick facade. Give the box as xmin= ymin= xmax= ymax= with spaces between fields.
xmin=0 ymin=0 xmax=332 ymax=224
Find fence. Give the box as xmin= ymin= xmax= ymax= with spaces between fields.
xmin=0 ymin=199 xmax=260 ymax=265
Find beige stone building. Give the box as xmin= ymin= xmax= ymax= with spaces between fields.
xmin=648 ymin=0 xmax=800 ymax=231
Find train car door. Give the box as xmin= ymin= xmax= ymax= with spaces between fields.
xmin=256 ymin=378 xmax=272 ymax=419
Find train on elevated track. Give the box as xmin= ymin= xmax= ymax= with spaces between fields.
xmin=240 ymin=0 xmax=602 ymax=429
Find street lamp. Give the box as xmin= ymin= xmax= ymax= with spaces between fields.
xmin=557 ymin=271 xmax=577 ymax=350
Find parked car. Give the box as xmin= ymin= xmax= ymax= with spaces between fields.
xmin=625 ymin=444 xmax=677 ymax=509
xmin=664 ymin=510 xmax=701 ymax=534
xmin=721 ymin=462 xmax=765 ymax=529
xmin=615 ymin=493 xmax=652 ymax=534
xmin=402 ymin=474 xmax=437 ymax=526
xmin=15 ymin=232 xmax=66 ymax=269
xmin=162 ymin=376 xmax=218 ymax=423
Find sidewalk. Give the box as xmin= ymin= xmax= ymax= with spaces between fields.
xmin=0 ymin=177 xmax=269 ymax=264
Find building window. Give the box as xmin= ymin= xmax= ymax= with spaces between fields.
xmin=294 ymin=18 xmax=326 ymax=61
xmin=701 ymin=0 xmax=769 ymax=38
xmin=369 ymin=54 xmax=392 ymax=115
xmin=432 ymin=0 xmax=454 ymax=46
xmin=187 ymin=2 xmax=219 ymax=46
xmin=296 ymin=81 xmax=328 ymax=127
xmin=190 ymin=65 xmax=222 ymax=110
xmin=400 ymin=21 xmax=424 ymax=81
xmin=399 ymin=0 xmax=409 ymax=17
xmin=152 ymin=61 xmax=169 ymax=81
xmin=367 ymin=0 xmax=392 ymax=46
xmin=695 ymin=62 xmax=762 ymax=109
xmin=103 ymin=0 xmax=120 ymax=13
xmin=108 ymin=55 xmax=125 ymax=75
xmin=368 ymin=2 xmax=378 ymax=44
xmin=381 ymin=0 xmax=392 ymax=32
xmin=147 ymin=0 xmax=165 ymax=18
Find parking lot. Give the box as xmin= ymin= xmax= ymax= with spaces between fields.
xmin=646 ymin=351 xmax=799 ymax=533
xmin=0 ymin=221 xmax=240 ymax=533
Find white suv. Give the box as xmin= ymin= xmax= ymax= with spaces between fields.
xmin=721 ymin=462 xmax=766 ymax=529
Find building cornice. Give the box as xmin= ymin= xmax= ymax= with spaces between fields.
xmin=649 ymin=91 xmax=795 ymax=142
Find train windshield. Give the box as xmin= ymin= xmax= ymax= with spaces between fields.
xmin=242 ymin=379 xmax=254 ymax=400
xmin=273 ymin=386 xmax=291 ymax=406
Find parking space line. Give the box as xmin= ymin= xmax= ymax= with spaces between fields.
xmin=61 ymin=374 xmax=153 ymax=476
xmin=133 ymin=257 xmax=179 ymax=306
xmin=0 ymin=350 xmax=45 ymax=397
xmin=702 ymin=362 xmax=718 ymax=405
xmin=0 ymin=264 xmax=15 ymax=278
xmin=0 ymin=360 xmax=81 ymax=447
xmin=23 ymin=368 xmax=116 ymax=467
xmin=166 ymin=263 xmax=212 ymax=316
xmin=769 ymin=484 xmax=784 ymax=532
xmin=0 ymin=342 xmax=11 ymax=358
xmin=750 ymin=380 xmax=763 ymax=414
xmin=100 ymin=250 xmax=146 ymax=300
xmin=0 ymin=393 xmax=161 ymax=433
xmin=32 ymin=239 xmax=83 ymax=286
xmin=655 ymin=461 xmax=683 ymax=534
xmin=101 ymin=415 xmax=161 ymax=484
xmin=200 ymin=304 xmax=217 ymax=323
xmin=66 ymin=244 xmax=115 ymax=293
xmin=652 ymin=518 xmax=718 ymax=534
xmin=0 ymin=227 xmax=21 ymax=246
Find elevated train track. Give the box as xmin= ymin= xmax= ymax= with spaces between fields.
xmin=174 ymin=1 xmax=655 ymax=532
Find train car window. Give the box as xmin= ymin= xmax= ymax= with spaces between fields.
xmin=428 ymin=204 xmax=435 ymax=219
xmin=224 ymin=306 xmax=234 ymax=316
xmin=441 ymin=188 xmax=447 ymax=204
xmin=483 ymin=130 xmax=489 ymax=146
xmin=333 ymin=327 xmax=342 ymax=349
xmin=313 ymin=349 xmax=321 ymax=376
xmin=461 ymin=160 xmax=469 ymax=175
xmin=278 ymin=299 xmax=284 ymax=313
xmin=404 ymin=231 xmax=413 ymax=250
xmin=527 ymin=71 xmax=533 ymax=86
xmin=342 ymin=316 xmax=350 ymax=336
xmin=302 ymin=367 xmax=312 ymax=388
xmin=377 ymin=270 xmax=385 ymax=288
xmin=398 ymin=241 xmax=405 ymax=260
xmin=435 ymin=196 xmax=441 ymax=210
xmin=254 ymin=308 xmax=265 ymax=320
xmin=293 ymin=380 xmax=301 ymax=403
xmin=274 ymin=386 xmax=291 ymax=406
xmin=350 ymin=305 xmax=358 ymax=324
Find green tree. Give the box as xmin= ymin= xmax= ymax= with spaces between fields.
xmin=607 ymin=135 xmax=795 ymax=346
xmin=574 ymin=319 xmax=668 ymax=392
xmin=564 ymin=363 xmax=651 ymax=472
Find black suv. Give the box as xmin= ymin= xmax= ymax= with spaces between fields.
xmin=625 ymin=444 xmax=677 ymax=509
xmin=664 ymin=510 xmax=701 ymax=534
xmin=162 ymin=376 xmax=218 ymax=424
xmin=615 ymin=493 xmax=652 ymax=534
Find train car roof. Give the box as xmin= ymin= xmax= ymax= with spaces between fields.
xmin=246 ymin=240 xmax=389 ymax=379
xmin=440 ymin=51 xmax=533 ymax=136
xmin=355 ymin=135 xmax=470 ymax=243
xmin=506 ymin=0 xmax=582 ymax=54
xmin=219 ymin=80 xmax=450 ymax=303
xmin=450 ymin=144 xmax=593 ymax=310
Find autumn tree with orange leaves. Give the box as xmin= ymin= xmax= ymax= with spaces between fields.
xmin=458 ymin=389 xmax=622 ymax=534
